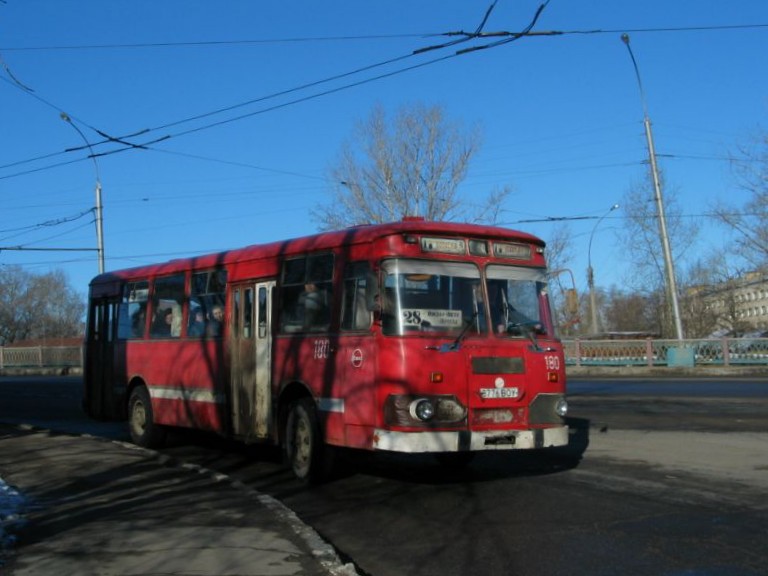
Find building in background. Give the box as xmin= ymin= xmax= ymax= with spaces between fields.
xmin=690 ymin=271 xmax=768 ymax=337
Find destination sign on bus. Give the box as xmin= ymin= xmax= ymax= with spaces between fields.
xmin=493 ymin=242 xmax=531 ymax=260
xmin=401 ymin=308 xmax=464 ymax=328
xmin=420 ymin=237 xmax=466 ymax=255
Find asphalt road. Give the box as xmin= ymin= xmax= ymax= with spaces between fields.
xmin=569 ymin=376 xmax=768 ymax=398
xmin=1 ymin=375 xmax=767 ymax=576
xmin=568 ymin=376 xmax=768 ymax=433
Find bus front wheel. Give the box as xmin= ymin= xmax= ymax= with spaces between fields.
xmin=128 ymin=386 xmax=166 ymax=448
xmin=285 ymin=398 xmax=333 ymax=483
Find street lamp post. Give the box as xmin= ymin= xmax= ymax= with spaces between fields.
xmin=60 ymin=113 xmax=105 ymax=274
xmin=587 ymin=204 xmax=619 ymax=335
xmin=620 ymin=34 xmax=684 ymax=340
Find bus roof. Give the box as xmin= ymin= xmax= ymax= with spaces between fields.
xmin=90 ymin=219 xmax=545 ymax=286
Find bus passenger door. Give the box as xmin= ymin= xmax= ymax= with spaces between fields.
xmin=230 ymin=281 xmax=274 ymax=440
xmin=84 ymin=297 xmax=120 ymax=420
xmin=253 ymin=281 xmax=274 ymax=438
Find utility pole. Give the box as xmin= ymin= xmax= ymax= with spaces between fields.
xmin=621 ymin=34 xmax=684 ymax=340
xmin=60 ymin=112 xmax=105 ymax=274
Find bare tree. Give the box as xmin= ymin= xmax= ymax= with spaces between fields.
xmin=543 ymin=224 xmax=579 ymax=334
xmin=620 ymin=179 xmax=698 ymax=290
xmin=714 ymin=130 xmax=768 ymax=269
xmin=314 ymin=102 xmax=509 ymax=229
xmin=618 ymin=177 xmax=699 ymax=336
xmin=0 ymin=267 xmax=85 ymax=345
xmin=543 ymin=224 xmax=575 ymax=278
xmin=603 ymin=287 xmax=660 ymax=334
xmin=679 ymin=258 xmax=724 ymax=338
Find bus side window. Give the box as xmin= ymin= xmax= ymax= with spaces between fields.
xmin=279 ymin=258 xmax=306 ymax=333
xmin=243 ymin=288 xmax=253 ymax=338
xmin=190 ymin=269 xmax=227 ymax=338
xmin=231 ymin=288 xmax=253 ymax=339
xmin=117 ymin=281 xmax=149 ymax=339
xmin=258 ymin=286 xmax=268 ymax=338
xmin=279 ymin=254 xmax=334 ymax=333
xmin=151 ymin=274 xmax=185 ymax=339
xmin=341 ymin=262 xmax=372 ymax=331
xmin=304 ymin=254 xmax=333 ymax=331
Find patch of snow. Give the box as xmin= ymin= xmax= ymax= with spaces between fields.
xmin=0 ymin=476 xmax=26 ymax=566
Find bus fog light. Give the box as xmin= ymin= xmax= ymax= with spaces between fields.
xmin=555 ymin=398 xmax=568 ymax=417
xmin=410 ymin=399 xmax=435 ymax=421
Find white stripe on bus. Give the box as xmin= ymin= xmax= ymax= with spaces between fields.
xmin=318 ymin=398 xmax=345 ymax=413
xmin=148 ymin=386 xmax=223 ymax=404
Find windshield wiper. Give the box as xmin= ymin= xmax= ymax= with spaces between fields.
xmin=506 ymin=321 xmax=556 ymax=352
xmin=426 ymin=311 xmax=478 ymax=353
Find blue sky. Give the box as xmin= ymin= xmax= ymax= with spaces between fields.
xmin=1 ymin=0 xmax=767 ymax=300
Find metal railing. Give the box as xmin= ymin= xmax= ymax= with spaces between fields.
xmin=564 ymin=338 xmax=768 ymax=367
xmin=2 ymin=339 xmax=767 ymax=371
xmin=0 ymin=346 xmax=83 ymax=369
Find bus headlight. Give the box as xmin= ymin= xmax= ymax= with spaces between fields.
xmin=410 ymin=399 xmax=435 ymax=421
xmin=555 ymin=397 xmax=568 ymax=417
xmin=384 ymin=395 xmax=467 ymax=427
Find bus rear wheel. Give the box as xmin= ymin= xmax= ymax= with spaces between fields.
xmin=128 ymin=385 xmax=166 ymax=448
xmin=285 ymin=398 xmax=333 ymax=483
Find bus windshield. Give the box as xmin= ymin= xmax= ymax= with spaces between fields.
xmin=380 ymin=260 xmax=552 ymax=338
xmin=486 ymin=264 xmax=551 ymax=337
xmin=381 ymin=259 xmax=481 ymax=336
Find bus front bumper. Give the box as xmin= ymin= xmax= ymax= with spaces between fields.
xmin=372 ymin=425 xmax=569 ymax=453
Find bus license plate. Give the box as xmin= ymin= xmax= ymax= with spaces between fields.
xmin=480 ymin=387 xmax=519 ymax=399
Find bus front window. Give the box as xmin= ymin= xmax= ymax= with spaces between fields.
xmin=380 ymin=260 xmax=482 ymax=337
xmin=486 ymin=265 xmax=552 ymax=337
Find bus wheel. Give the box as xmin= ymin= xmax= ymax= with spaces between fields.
xmin=285 ymin=398 xmax=332 ymax=483
xmin=128 ymin=386 xmax=166 ymax=448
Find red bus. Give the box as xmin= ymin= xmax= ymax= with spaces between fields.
xmin=84 ymin=219 xmax=568 ymax=481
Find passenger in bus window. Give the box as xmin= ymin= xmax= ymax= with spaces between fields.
xmin=152 ymin=308 xmax=173 ymax=337
xmin=169 ymin=303 xmax=182 ymax=338
xmin=489 ymin=281 xmax=536 ymax=335
xmin=353 ymin=288 xmax=371 ymax=330
xmin=299 ymin=283 xmax=327 ymax=329
xmin=206 ymin=305 xmax=224 ymax=337
xmin=488 ymin=283 xmax=508 ymax=334
xmin=372 ymin=290 xmax=396 ymax=332
xmin=131 ymin=305 xmax=147 ymax=338
xmin=188 ymin=309 xmax=206 ymax=337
